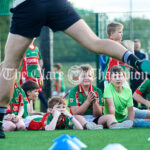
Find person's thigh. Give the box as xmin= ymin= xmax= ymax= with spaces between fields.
xmin=134 ymin=107 xmax=149 ymax=119
xmin=4 ymin=33 xmax=32 ymax=68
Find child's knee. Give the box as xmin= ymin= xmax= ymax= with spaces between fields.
xmin=3 ymin=122 xmax=16 ymax=131
xmin=17 ymin=124 xmax=26 ymax=131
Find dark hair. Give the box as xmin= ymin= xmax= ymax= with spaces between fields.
xmin=54 ymin=63 xmax=62 ymax=70
xmin=109 ymin=66 xmax=125 ymax=78
xmin=48 ymin=96 xmax=66 ymax=108
xmin=107 ymin=22 xmax=123 ymax=36
xmin=21 ymin=80 xmax=39 ymax=95
xmin=79 ymin=64 xmax=94 ymax=75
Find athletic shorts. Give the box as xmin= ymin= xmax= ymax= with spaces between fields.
xmin=10 ymin=0 xmax=81 ymax=37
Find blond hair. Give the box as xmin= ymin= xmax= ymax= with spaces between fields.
xmin=107 ymin=22 xmax=123 ymax=37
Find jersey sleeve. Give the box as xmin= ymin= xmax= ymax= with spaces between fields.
xmin=135 ymin=79 xmax=150 ymax=95
xmin=103 ymin=84 xmax=113 ymax=98
xmin=38 ymin=51 xmax=42 ymax=60
xmin=68 ymin=89 xmax=78 ymax=107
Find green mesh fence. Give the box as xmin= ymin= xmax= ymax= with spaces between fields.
xmin=0 ymin=0 xmax=13 ymax=15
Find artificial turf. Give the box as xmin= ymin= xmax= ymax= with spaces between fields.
xmin=0 ymin=128 xmax=150 ymax=150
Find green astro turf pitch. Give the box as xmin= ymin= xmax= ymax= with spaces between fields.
xmin=1 ymin=129 xmax=150 ymax=150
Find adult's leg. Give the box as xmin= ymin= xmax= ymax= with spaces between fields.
xmin=0 ymin=33 xmax=33 ymax=107
xmin=64 ymin=19 xmax=127 ymax=61
xmin=0 ymin=33 xmax=32 ymax=137
xmin=64 ymin=19 xmax=150 ymax=74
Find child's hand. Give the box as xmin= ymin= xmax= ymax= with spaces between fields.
xmin=52 ymin=109 xmax=61 ymax=117
xmin=12 ymin=116 xmax=21 ymax=123
xmin=53 ymin=103 xmax=66 ymax=113
xmin=4 ymin=114 xmax=15 ymax=121
xmin=87 ymin=91 xmax=96 ymax=103
xmin=62 ymin=109 xmax=72 ymax=118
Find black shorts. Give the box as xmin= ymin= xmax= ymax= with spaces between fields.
xmin=10 ymin=0 xmax=81 ymax=37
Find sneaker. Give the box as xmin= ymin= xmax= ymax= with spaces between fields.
xmin=109 ymin=120 xmax=133 ymax=129
xmin=137 ymin=60 xmax=150 ymax=76
xmin=86 ymin=122 xmax=103 ymax=130
xmin=0 ymin=125 xmax=5 ymax=138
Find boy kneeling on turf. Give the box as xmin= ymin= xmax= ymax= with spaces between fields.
xmin=68 ymin=64 xmax=133 ymax=129
xmin=104 ymin=66 xmax=150 ymax=127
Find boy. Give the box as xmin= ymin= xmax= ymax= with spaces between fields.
xmin=68 ymin=64 xmax=133 ymax=129
xmin=1 ymin=0 xmax=150 ymax=138
xmin=3 ymin=83 xmax=28 ymax=131
xmin=133 ymin=79 xmax=150 ymax=109
xmin=20 ymin=38 xmax=48 ymax=112
xmin=104 ymin=66 xmax=150 ymax=127
xmin=24 ymin=97 xmax=83 ymax=130
xmin=104 ymin=22 xmax=128 ymax=86
xmin=53 ymin=64 xmax=66 ymax=97
xmin=21 ymin=80 xmax=39 ymax=114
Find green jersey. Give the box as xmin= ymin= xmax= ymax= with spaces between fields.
xmin=6 ymin=83 xmax=29 ymax=118
xmin=54 ymin=72 xmax=65 ymax=92
xmin=103 ymin=83 xmax=133 ymax=122
xmin=135 ymin=79 xmax=150 ymax=101
xmin=20 ymin=44 xmax=42 ymax=78
xmin=103 ymin=56 xmax=126 ymax=81
xmin=68 ymin=85 xmax=103 ymax=115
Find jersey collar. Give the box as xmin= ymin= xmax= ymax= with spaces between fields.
xmin=78 ymin=85 xmax=94 ymax=92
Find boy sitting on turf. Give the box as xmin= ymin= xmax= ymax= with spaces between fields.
xmin=133 ymin=78 xmax=150 ymax=113
xmin=3 ymin=83 xmax=28 ymax=131
xmin=68 ymin=64 xmax=133 ymax=129
xmin=104 ymin=66 xmax=150 ymax=127
xmin=21 ymin=80 xmax=39 ymax=114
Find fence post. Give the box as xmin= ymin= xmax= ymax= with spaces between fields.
xmin=39 ymin=27 xmax=53 ymax=112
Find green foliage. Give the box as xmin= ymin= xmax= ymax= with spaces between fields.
xmin=0 ymin=0 xmax=13 ymax=15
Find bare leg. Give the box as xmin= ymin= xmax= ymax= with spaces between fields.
xmin=3 ymin=121 xmax=16 ymax=131
xmin=16 ymin=120 xmax=26 ymax=131
xmin=0 ymin=33 xmax=33 ymax=107
xmin=64 ymin=19 xmax=127 ymax=61
xmin=98 ymin=115 xmax=116 ymax=128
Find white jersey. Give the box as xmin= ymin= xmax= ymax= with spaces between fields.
xmin=13 ymin=0 xmax=26 ymax=8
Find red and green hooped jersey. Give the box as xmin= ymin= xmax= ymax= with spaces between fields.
xmin=68 ymin=85 xmax=103 ymax=115
xmin=28 ymin=113 xmax=74 ymax=130
xmin=103 ymin=39 xmax=126 ymax=81
xmin=135 ymin=79 xmax=150 ymax=101
xmin=53 ymin=72 xmax=65 ymax=92
xmin=103 ymin=56 xmax=126 ymax=81
xmin=6 ymin=83 xmax=29 ymax=118
xmin=19 ymin=44 xmax=43 ymax=92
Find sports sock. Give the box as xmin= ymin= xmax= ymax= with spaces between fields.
xmin=122 ymin=51 xmax=141 ymax=71
xmin=110 ymin=122 xmax=118 ymax=126
xmin=83 ymin=123 xmax=87 ymax=129
xmin=0 ymin=107 xmax=6 ymax=138
xmin=0 ymin=107 xmax=6 ymax=126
